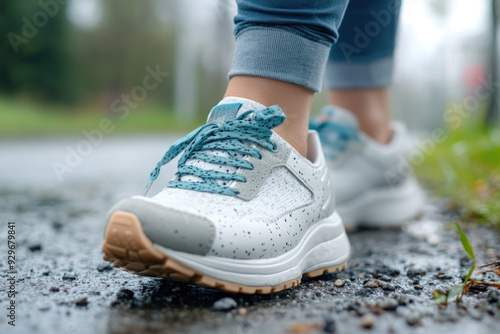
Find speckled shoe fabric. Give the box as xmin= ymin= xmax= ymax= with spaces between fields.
xmin=310 ymin=106 xmax=425 ymax=230
xmin=102 ymin=97 xmax=350 ymax=294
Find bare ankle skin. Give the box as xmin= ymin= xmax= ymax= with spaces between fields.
xmin=225 ymin=76 xmax=313 ymax=156
xmin=328 ymin=87 xmax=393 ymax=144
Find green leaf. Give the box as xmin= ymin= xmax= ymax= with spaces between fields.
xmin=448 ymin=284 xmax=464 ymax=299
xmin=456 ymin=223 xmax=476 ymax=263
xmin=433 ymin=290 xmax=448 ymax=305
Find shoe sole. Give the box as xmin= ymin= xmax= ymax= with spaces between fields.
xmin=102 ymin=211 xmax=348 ymax=294
xmin=339 ymin=177 xmax=425 ymax=229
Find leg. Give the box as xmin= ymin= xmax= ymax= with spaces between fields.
xmin=102 ymin=0 xmax=353 ymax=294
xmin=226 ymin=0 xmax=350 ymax=155
xmin=328 ymin=87 xmax=392 ymax=144
xmin=326 ymin=0 xmax=401 ymax=144
xmin=311 ymin=0 xmax=425 ymax=228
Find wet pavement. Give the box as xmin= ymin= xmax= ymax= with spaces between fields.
xmin=1 ymin=135 xmax=499 ymax=334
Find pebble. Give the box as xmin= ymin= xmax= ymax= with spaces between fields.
xmin=406 ymin=313 xmax=420 ymax=326
xmin=75 ymin=297 xmax=88 ymax=307
xmin=380 ymin=298 xmax=398 ymax=311
xmin=116 ymin=289 xmax=134 ymax=301
xmin=360 ymin=314 xmax=375 ymax=329
xmin=323 ymin=316 xmax=336 ymax=333
xmin=382 ymin=283 xmax=395 ymax=291
xmin=62 ymin=273 xmax=76 ymax=281
xmin=486 ymin=248 xmax=498 ymax=258
xmin=356 ymin=288 xmax=374 ymax=297
xmin=96 ymin=263 xmax=113 ymax=272
xmin=363 ymin=281 xmax=379 ymax=289
xmin=407 ymin=268 xmax=426 ymax=278
xmin=378 ymin=275 xmax=392 ymax=282
xmin=237 ymin=307 xmax=247 ymax=315
xmin=49 ymin=287 xmax=60 ymax=293
xmin=414 ymin=285 xmax=423 ymax=290
xmin=487 ymin=290 xmax=500 ymax=303
xmin=334 ymin=279 xmax=345 ymax=287
xmin=28 ymin=244 xmax=42 ymax=252
xmin=37 ymin=302 xmax=51 ymax=311
xmin=52 ymin=221 xmax=63 ymax=231
xmin=436 ymin=274 xmax=452 ymax=280
xmin=213 ymin=297 xmax=237 ymax=311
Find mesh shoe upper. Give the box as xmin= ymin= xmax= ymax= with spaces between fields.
xmin=109 ymin=98 xmax=335 ymax=260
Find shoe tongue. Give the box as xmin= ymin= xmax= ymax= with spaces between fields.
xmin=207 ymin=97 xmax=266 ymax=123
xmin=319 ymin=106 xmax=359 ymax=128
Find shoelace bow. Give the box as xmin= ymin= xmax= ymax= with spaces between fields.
xmin=309 ymin=115 xmax=360 ymax=160
xmin=142 ymin=105 xmax=286 ymax=196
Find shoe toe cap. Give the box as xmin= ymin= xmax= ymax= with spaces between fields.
xmin=107 ymin=197 xmax=215 ymax=255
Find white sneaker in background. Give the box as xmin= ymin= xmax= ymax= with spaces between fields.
xmin=310 ymin=106 xmax=425 ymax=230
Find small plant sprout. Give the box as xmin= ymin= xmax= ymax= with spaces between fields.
xmin=433 ymin=223 xmax=500 ymax=306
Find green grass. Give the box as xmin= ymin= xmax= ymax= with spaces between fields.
xmin=415 ymin=121 xmax=500 ymax=229
xmin=0 ymin=97 xmax=204 ymax=136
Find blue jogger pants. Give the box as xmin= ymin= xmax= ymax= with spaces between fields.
xmin=228 ymin=0 xmax=402 ymax=92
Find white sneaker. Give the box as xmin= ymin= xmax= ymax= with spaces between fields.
xmin=310 ymin=106 xmax=425 ymax=230
xmin=102 ymin=97 xmax=350 ymax=294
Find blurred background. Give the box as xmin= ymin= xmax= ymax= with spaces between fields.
xmin=0 ymin=0 xmax=499 ymax=225
xmin=1 ymin=0 xmax=499 ymax=134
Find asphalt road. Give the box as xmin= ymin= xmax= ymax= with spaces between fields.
xmin=1 ymin=136 xmax=499 ymax=334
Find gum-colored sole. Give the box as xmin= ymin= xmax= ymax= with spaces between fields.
xmin=102 ymin=211 xmax=348 ymax=294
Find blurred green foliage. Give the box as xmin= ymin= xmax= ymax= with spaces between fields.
xmin=415 ymin=120 xmax=500 ymax=229
xmin=0 ymin=97 xmax=203 ymax=136
xmin=0 ymin=1 xmax=75 ymax=102
xmin=0 ymin=0 xmax=195 ymax=110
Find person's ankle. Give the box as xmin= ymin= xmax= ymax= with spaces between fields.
xmin=361 ymin=125 xmax=393 ymax=145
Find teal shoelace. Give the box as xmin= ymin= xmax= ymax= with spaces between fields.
xmin=142 ymin=106 xmax=285 ymax=196
xmin=309 ymin=111 xmax=360 ymax=160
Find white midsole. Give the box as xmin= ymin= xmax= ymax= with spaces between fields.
xmin=154 ymin=211 xmax=351 ymax=286
xmin=338 ymin=177 xmax=425 ymax=227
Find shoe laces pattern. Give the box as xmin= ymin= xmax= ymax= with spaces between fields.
xmin=310 ymin=109 xmax=360 ymax=160
xmin=142 ymin=106 xmax=285 ymax=196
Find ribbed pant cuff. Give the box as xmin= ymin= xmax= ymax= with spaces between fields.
xmin=325 ymin=56 xmax=394 ymax=89
xmin=229 ymin=26 xmax=330 ymax=92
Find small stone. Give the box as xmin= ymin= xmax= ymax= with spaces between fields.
xmin=378 ymin=275 xmax=392 ymax=282
xmin=213 ymin=297 xmax=237 ymax=311
xmin=406 ymin=313 xmax=420 ymax=326
xmin=96 ymin=263 xmax=113 ymax=272
xmin=37 ymin=303 xmax=51 ymax=311
xmin=437 ymin=274 xmax=452 ymax=280
xmin=412 ymin=279 xmax=420 ymax=285
xmin=382 ymin=283 xmax=395 ymax=291
xmin=407 ymin=268 xmax=426 ymax=278
xmin=334 ymin=279 xmax=345 ymax=287
xmin=52 ymin=221 xmax=63 ymax=231
xmin=28 ymin=244 xmax=42 ymax=252
xmin=487 ymin=290 xmax=500 ymax=303
xmin=49 ymin=287 xmax=59 ymax=293
xmin=414 ymin=285 xmax=423 ymax=290
xmin=360 ymin=314 xmax=375 ymax=329
xmin=469 ymin=308 xmax=483 ymax=320
xmin=237 ymin=307 xmax=247 ymax=315
xmin=75 ymin=297 xmax=88 ymax=307
xmin=62 ymin=273 xmax=76 ymax=281
xmin=356 ymin=288 xmax=374 ymax=297
xmin=323 ymin=316 xmax=336 ymax=333
xmin=363 ymin=281 xmax=379 ymax=289
xmin=486 ymin=248 xmax=498 ymax=258
xmin=380 ymin=298 xmax=398 ymax=311
xmin=116 ymin=289 xmax=134 ymax=301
